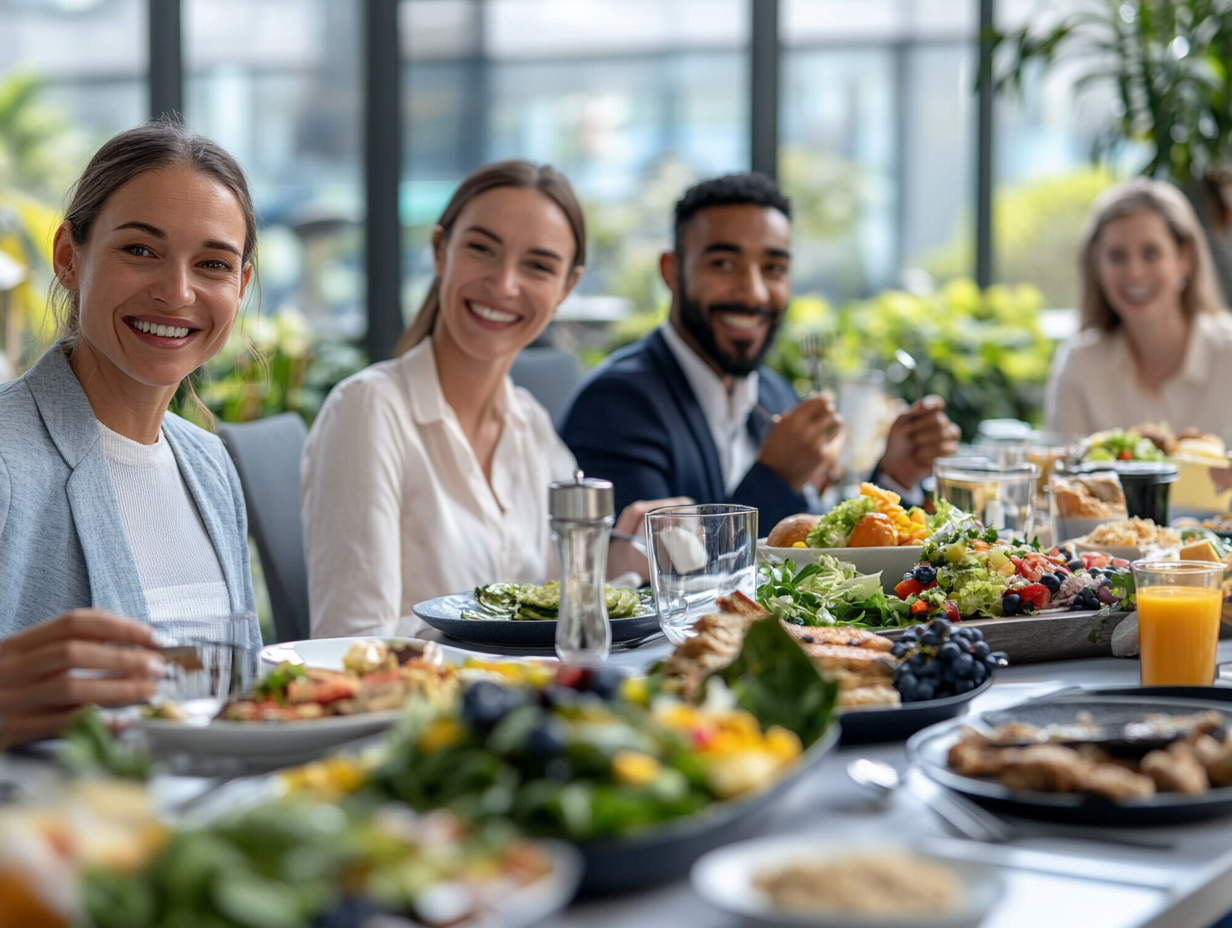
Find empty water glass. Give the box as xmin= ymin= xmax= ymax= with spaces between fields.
xmin=645 ymin=504 xmax=758 ymax=644
xmin=933 ymin=457 xmax=1038 ymax=540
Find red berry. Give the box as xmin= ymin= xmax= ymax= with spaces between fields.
xmin=1018 ymin=582 xmax=1052 ymax=612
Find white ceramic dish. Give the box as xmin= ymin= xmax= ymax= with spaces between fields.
xmin=259 ymin=636 xmax=548 ymax=671
xmin=138 ymin=709 xmax=400 ymax=766
xmin=758 ymin=542 xmax=923 ymax=591
xmin=691 ymin=834 xmax=1004 ymax=928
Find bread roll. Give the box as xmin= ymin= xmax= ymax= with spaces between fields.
xmin=767 ymin=513 xmax=820 ymax=548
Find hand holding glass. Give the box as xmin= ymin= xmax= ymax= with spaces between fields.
xmin=1132 ymin=560 xmax=1225 ymax=686
xmin=645 ymin=504 xmax=757 ymax=644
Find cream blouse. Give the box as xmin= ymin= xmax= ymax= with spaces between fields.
xmin=1044 ymin=312 xmax=1232 ymax=444
xmin=300 ymin=337 xmax=577 ymax=638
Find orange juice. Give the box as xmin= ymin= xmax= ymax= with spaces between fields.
xmin=1137 ymin=586 xmax=1223 ymax=685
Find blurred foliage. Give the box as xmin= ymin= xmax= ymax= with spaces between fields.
xmin=778 ymin=145 xmax=866 ymax=298
xmin=920 ymin=166 xmax=1117 ymax=307
xmin=766 ymin=279 xmax=1054 ymax=441
xmin=986 ymin=0 xmax=1232 ymax=184
xmin=171 ymin=310 xmax=366 ymax=428
xmin=0 ymin=73 xmax=93 ymax=371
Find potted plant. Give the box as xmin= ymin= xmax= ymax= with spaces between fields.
xmin=984 ymin=0 xmax=1232 ymax=293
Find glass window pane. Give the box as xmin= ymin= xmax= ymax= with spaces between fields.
xmin=0 ymin=0 xmax=147 ymax=371
xmin=781 ymin=6 xmax=975 ymax=302
xmin=992 ymin=53 xmax=1119 ymax=309
xmin=401 ymin=0 xmax=747 ymax=322
xmin=185 ymin=0 xmax=365 ymax=339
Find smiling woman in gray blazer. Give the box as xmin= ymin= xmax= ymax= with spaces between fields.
xmin=0 ymin=122 xmax=259 ymax=747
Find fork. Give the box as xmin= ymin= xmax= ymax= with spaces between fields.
xmin=799 ymin=332 xmax=825 ymax=395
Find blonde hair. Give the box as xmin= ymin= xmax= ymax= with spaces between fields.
xmin=396 ymin=160 xmax=585 ymax=356
xmin=1079 ymin=178 xmax=1224 ymax=332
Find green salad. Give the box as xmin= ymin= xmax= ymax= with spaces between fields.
xmin=463 ymin=581 xmax=647 ymax=621
xmin=756 ymin=556 xmax=913 ymax=629
xmin=1078 ymin=428 xmax=1164 ymax=463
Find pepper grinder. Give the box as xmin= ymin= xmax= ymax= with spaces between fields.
xmin=549 ymin=470 xmax=614 ymax=664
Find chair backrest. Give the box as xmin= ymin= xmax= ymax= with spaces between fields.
xmin=217 ymin=412 xmax=310 ymax=644
xmin=509 ymin=345 xmax=583 ymax=430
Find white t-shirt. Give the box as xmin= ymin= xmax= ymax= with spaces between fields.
xmin=660 ymin=322 xmax=761 ymax=495
xmin=300 ymin=337 xmax=578 ymax=638
xmin=1045 ymin=312 xmax=1232 ymax=444
xmin=99 ymin=423 xmax=231 ymax=644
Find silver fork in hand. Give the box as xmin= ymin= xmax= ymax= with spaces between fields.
xmin=799 ymin=332 xmax=825 ymax=396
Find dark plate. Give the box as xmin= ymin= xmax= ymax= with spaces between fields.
xmin=412 ymin=593 xmax=661 ymax=647
xmin=575 ymin=722 xmax=840 ymax=896
xmin=837 ymin=676 xmax=993 ymax=745
xmin=908 ymin=694 xmax=1232 ymax=825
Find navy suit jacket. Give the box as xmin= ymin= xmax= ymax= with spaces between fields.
xmin=559 ymin=329 xmax=808 ymax=529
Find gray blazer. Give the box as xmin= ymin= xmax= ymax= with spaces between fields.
xmin=0 ymin=343 xmax=256 ymax=640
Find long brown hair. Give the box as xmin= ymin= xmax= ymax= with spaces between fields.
xmin=396 ymin=160 xmax=586 ymax=355
xmin=1079 ymin=178 xmax=1224 ymax=332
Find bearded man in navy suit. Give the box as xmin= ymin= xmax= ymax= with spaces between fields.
xmin=560 ymin=173 xmax=959 ymax=529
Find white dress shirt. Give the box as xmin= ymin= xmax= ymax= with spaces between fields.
xmin=660 ymin=322 xmax=761 ymax=495
xmin=1045 ymin=312 xmax=1232 ymax=444
xmin=300 ymin=337 xmax=577 ymax=638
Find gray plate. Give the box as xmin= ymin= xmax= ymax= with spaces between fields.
xmin=576 ymin=723 xmax=840 ymax=895
xmin=412 ymin=592 xmax=661 ymax=648
xmin=909 ymin=693 xmax=1232 ymax=824
xmin=838 ymin=676 xmax=994 ymax=744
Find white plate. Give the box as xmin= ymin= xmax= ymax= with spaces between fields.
xmin=138 ymin=710 xmax=400 ymax=766
xmin=259 ymin=636 xmax=545 ymax=671
xmin=758 ymin=542 xmax=923 ymax=591
xmin=691 ymin=834 xmax=1004 ymax=928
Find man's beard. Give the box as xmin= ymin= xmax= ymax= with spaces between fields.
xmin=677 ymin=279 xmax=782 ymax=378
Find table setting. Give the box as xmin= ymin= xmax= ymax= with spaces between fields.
xmin=8 ymin=449 xmax=1232 ymax=928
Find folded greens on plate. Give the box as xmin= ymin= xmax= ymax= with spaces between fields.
xmin=462 ymin=581 xmax=648 ymax=621
xmin=756 ymin=557 xmax=913 ymax=629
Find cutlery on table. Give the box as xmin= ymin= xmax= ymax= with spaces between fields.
xmin=846 ymin=757 xmax=1173 ymax=850
xmin=894 ymin=348 xmax=923 ymax=403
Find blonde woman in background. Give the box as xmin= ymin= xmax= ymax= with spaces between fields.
xmin=301 ymin=161 xmax=685 ymax=639
xmin=1045 ymin=178 xmax=1232 ymax=443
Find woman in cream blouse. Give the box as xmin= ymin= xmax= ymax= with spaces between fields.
xmin=1045 ymin=178 xmax=1232 ymax=442
xmin=301 ymin=161 xmax=683 ymax=638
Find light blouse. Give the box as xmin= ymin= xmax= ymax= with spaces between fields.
xmin=300 ymin=337 xmax=577 ymax=638
xmin=1044 ymin=312 xmax=1232 ymax=444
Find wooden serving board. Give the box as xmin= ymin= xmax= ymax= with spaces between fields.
xmin=880 ymin=610 xmax=1134 ymax=664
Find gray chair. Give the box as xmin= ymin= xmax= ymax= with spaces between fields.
xmin=510 ymin=345 xmax=583 ymax=430
xmin=217 ymin=412 xmax=310 ymax=644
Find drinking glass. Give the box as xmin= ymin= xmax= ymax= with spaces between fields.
xmin=152 ymin=611 xmax=260 ymax=721
xmin=1132 ymin=560 xmax=1225 ymax=686
xmin=645 ymin=504 xmax=757 ymax=644
xmin=933 ymin=457 xmax=1038 ymax=539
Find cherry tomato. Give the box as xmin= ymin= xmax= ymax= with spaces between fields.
xmin=1018 ymin=582 xmax=1052 ymax=612
xmin=895 ymin=578 xmax=924 ymax=599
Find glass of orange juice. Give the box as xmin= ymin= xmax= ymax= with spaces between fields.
xmin=1132 ymin=559 xmax=1226 ymax=686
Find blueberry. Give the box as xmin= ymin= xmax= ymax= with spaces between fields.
xmin=896 ymin=671 xmax=918 ymax=694
xmin=938 ymin=642 xmax=962 ymax=662
xmin=526 ymin=719 xmax=567 ymax=757
xmin=954 ymin=677 xmax=976 ymax=694
xmin=1068 ymin=559 xmax=1083 ymax=572
xmin=916 ymin=681 xmax=936 ymax=701
xmin=971 ymin=661 xmax=988 ymax=685
xmin=930 ymin=618 xmax=951 ymax=636
xmin=900 ymin=632 xmax=919 ymax=646
xmin=967 ymin=627 xmax=984 ymax=642
xmin=1039 ymin=573 xmax=1061 ymax=594
xmin=920 ymin=631 xmax=941 ymax=648
xmin=586 ymin=665 xmax=624 ymax=700
xmin=1001 ymin=593 xmax=1021 ymax=616
xmin=461 ymin=681 xmax=523 ymax=729
xmin=954 ymin=653 xmax=975 ymax=679
xmin=972 ymin=641 xmax=990 ymax=660
xmin=891 ymin=642 xmax=908 ymax=658
xmin=919 ymin=661 xmax=941 ymax=680
xmin=988 ymin=650 xmax=1007 ymax=666
xmin=914 ymin=565 xmax=938 ymax=585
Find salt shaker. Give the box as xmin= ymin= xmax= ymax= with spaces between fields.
xmin=549 ymin=470 xmax=614 ymax=663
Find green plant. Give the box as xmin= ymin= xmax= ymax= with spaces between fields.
xmin=172 ymin=310 xmax=366 ymax=428
xmin=768 ymin=279 xmax=1055 ymax=440
xmin=986 ymin=0 xmax=1232 ymax=182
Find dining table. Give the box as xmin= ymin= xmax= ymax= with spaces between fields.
xmin=8 ymin=626 xmax=1232 ymax=928
xmin=493 ymin=632 xmax=1232 ymax=928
